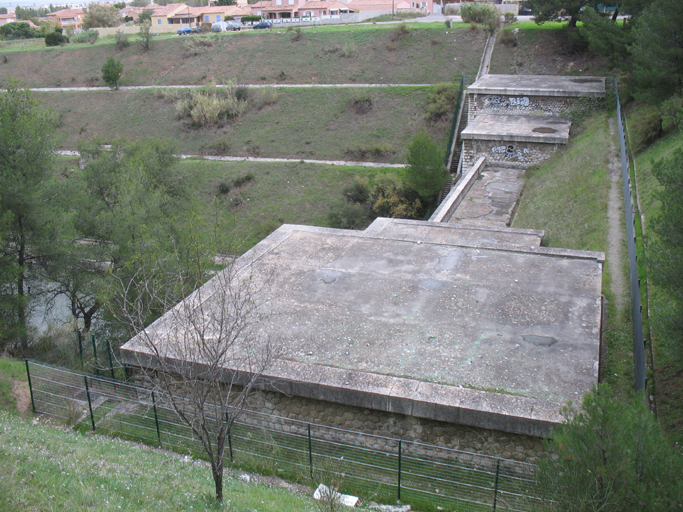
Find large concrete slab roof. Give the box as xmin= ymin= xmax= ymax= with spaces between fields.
xmin=122 ymin=220 xmax=604 ymax=437
xmin=461 ymin=115 xmax=571 ymax=144
xmin=468 ymin=74 xmax=606 ymax=97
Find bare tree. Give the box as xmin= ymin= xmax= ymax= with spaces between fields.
xmin=109 ymin=255 xmax=274 ymax=501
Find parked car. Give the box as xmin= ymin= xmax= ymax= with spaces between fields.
xmin=190 ymin=26 xmax=202 ymax=33
xmin=253 ymin=21 xmax=272 ymax=29
xmin=211 ymin=21 xmax=241 ymax=32
xmin=177 ymin=27 xmax=191 ymax=35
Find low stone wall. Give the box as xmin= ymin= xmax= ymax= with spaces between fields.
xmin=468 ymin=94 xmax=604 ymax=123
xmin=462 ymin=139 xmax=560 ymax=169
xmin=243 ymin=387 xmax=549 ymax=464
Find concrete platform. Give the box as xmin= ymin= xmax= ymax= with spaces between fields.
xmin=468 ymin=74 xmax=607 ymax=98
xmin=448 ymin=167 xmax=526 ymax=227
xmin=122 ymin=221 xmax=604 ymax=438
xmin=461 ymin=115 xmax=571 ymax=144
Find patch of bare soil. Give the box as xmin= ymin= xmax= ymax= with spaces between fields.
xmin=490 ymin=29 xmax=615 ymax=76
xmin=11 ymin=379 xmax=31 ymax=414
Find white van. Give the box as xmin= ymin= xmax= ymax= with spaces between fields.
xmin=211 ymin=21 xmax=241 ymax=32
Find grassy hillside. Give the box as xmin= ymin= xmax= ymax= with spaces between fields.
xmin=0 ymin=409 xmax=318 ymax=511
xmin=55 ymin=156 xmax=401 ymax=251
xmin=513 ymin=113 xmax=611 ymax=252
xmin=490 ymin=22 xmax=614 ymax=76
xmin=39 ymin=86 xmax=448 ymax=160
xmin=0 ymin=23 xmax=484 ymax=87
xmin=629 ymin=125 xmax=683 ymax=444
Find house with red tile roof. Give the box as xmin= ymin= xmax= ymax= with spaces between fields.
xmin=150 ymin=3 xmax=193 ymax=29
xmin=120 ymin=5 xmax=155 ymax=22
xmin=250 ymin=0 xmax=353 ymax=20
xmin=298 ymin=0 xmax=352 ymax=17
xmin=350 ymin=0 xmax=432 ymax=13
xmin=0 ymin=13 xmax=17 ymax=25
xmin=46 ymin=8 xmax=85 ymax=30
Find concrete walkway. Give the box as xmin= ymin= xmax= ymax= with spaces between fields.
xmin=56 ymin=150 xmax=407 ymax=168
xmin=32 ymin=83 xmax=433 ymax=93
xmin=447 ymin=167 xmax=525 ymax=227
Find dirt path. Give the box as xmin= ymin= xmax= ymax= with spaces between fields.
xmin=11 ymin=379 xmax=31 ymax=414
xmin=607 ymin=117 xmax=627 ymax=315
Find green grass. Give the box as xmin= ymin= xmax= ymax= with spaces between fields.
xmin=38 ymin=86 xmax=449 ymax=160
xmin=0 ymin=358 xmax=27 ymax=415
xmin=513 ymin=113 xmax=610 ymax=252
xmin=1 ymin=24 xmax=483 ymax=88
xmin=512 ymin=112 xmax=635 ymax=393
xmin=0 ymin=411 xmax=319 ymax=512
xmin=628 ymin=121 xmax=683 ymax=444
xmin=53 ymin=156 xmax=402 ymax=253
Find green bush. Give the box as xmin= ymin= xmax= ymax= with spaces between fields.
xmin=343 ymin=177 xmax=370 ymax=204
xmin=426 ymin=82 xmax=458 ymax=121
xmin=183 ymin=36 xmax=214 ymax=56
xmin=253 ymin=87 xmax=278 ymax=110
xmin=71 ymin=29 xmax=99 ymax=44
xmin=101 ymin=56 xmax=123 ymax=89
xmin=629 ymin=104 xmax=662 ymax=153
xmin=232 ymin=173 xmax=254 ymax=188
xmin=241 ymin=14 xmax=261 ymax=24
xmin=327 ymin=202 xmax=369 ymax=230
xmin=661 ymin=95 xmax=683 ymax=132
xmin=499 ymin=29 xmax=517 ymax=47
xmin=461 ymin=2 xmax=498 ymax=33
xmin=218 ymin=181 xmax=231 ymax=194
xmin=351 ymin=89 xmax=373 ymax=114
xmin=45 ymin=31 xmax=68 ymax=46
xmin=115 ymin=30 xmax=129 ymax=50
xmin=345 ymin=143 xmax=396 ymax=159
xmin=168 ymin=80 xmax=250 ymax=126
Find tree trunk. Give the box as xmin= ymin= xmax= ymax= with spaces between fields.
xmin=213 ymin=465 xmax=223 ymax=501
xmin=17 ymin=215 xmax=28 ymax=352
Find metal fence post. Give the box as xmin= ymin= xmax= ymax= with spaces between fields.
xmin=106 ymin=339 xmax=116 ymax=380
xmin=77 ymin=330 xmax=83 ymax=367
xmin=24 ymin=359 xmax=36 ymax=413
xmin=226 ymin=412 xmax=234 ymax=463
xmin=84 ymin=376 xmax=96 ymax=431
xmin=152 ymin=391 xmax=161 ymax=445
xmin=397 ymin=439 xmax=402 ymax=502
xmin=492 ymin=458 xmax=500 ymax=511
xmin=308 ymin=423 xmax=313 ymax=479
xmin=91 ymin=334 xmax=99 ymax=376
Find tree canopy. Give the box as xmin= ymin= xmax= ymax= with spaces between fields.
xmin=537 ymin=386 xmax=683 ymax=511
xmin=0 ymin=83 xmax=59 ymax=350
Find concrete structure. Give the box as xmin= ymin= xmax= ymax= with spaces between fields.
xmin=121 ymin=74 xmax=606 ymax=463
xmin=467 ymin=74 xmax=606 ymax=124
xmin=456 ymin=74 xmax=606 ymax=169
xmin=122 ymin=218 xmax=604 ymax=460
xmin=461 ymin=114 xmax=571 ymax=169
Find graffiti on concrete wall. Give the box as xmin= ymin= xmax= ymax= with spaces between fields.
xmin=491 ymin=145 xmax=530 ymax=160
xmin=483 ymin=96 xmax=531 ymax=108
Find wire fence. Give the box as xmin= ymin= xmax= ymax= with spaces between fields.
xmin=32 ymin=330 xmax=127 ymax=381
xmin=25 ymin=359 xmax=543 ymax=512
xmin=613 ymin=77 xmax=647 ymax=392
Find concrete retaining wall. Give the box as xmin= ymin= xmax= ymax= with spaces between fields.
xmin=468 ymin=94 xmax=604 ymax=123
xmin=430 ymin=156 xmax=486 ymax=223
xmin=462 ymin=139 xmax=560 ymax=170
xmin=242 ymin=387 xmax=548 ymax=464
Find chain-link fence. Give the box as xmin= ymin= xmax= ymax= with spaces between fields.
xmin=25 ymin=360 xmax=543 ymax=512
